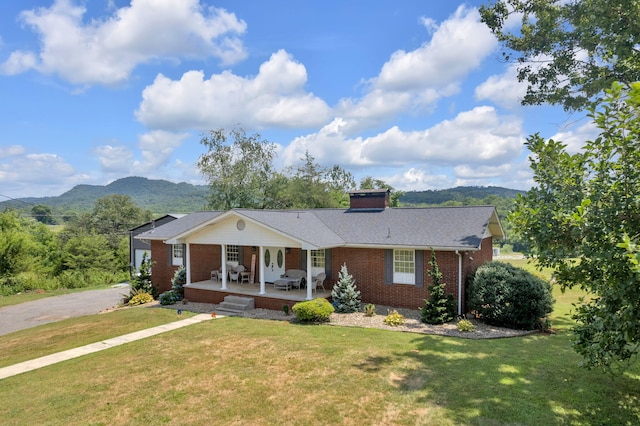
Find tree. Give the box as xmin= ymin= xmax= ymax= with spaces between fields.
xmin=331 ymin=263 xmax=361 ymax=313
xmin=359 ymin=176 xmax=404 ymax=207
xmin=131 ymin=252 xmax=155 ymax=297
xmin=91 ymin=194 xmax=152 ymax=250
xmin=480 ymin=0 xmax=640 ymax=111
xmin=420 ymin=251 xmax=456 ymax=324
xmin=31 ymin=204 xmax=55 ymax=225
xmin=62 ymin=234 xmax=116 ymax=271
xmin=197 ymin=127 xmax=278 ymax=210
xmin=510 ymin=82 xmax=640 ymax=373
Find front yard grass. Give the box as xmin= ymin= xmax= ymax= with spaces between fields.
xmin=0 ymin=297 xmax=639 ymax=425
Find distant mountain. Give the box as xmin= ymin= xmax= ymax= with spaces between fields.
xmin=1 ymin=177 xmax=524 ymax=218
xmin=0 ymin=177 xmax=210 ymax=215
xmin=399 ymin=186 xmax=524 ymax=205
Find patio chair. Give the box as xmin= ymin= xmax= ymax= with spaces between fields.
xmin=312 ymin=273 xmax=326 ymax=293
xmin=234 ymin=265 xmax=250 ymax=284
xmin=229 ymin=266 xmax=241 ymax=283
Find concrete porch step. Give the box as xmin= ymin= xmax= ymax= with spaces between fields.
xmin=216 ymin=295 xmax=255 ymax=314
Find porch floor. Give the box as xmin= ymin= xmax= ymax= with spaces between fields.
xmin=186 ymin=279 xmax=332 ymax=302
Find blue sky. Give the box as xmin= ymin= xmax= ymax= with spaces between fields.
xmin=0 ymin=0 xmax=596 ymax=199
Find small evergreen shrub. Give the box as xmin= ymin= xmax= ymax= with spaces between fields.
xmin=383 ymin=310 xmax=405 ymax=326
xmin=159 ymin=290 xmax=181 ymax=305
xmin=283 ymin=304 xmax=290 ymax=316
xmin=331 ymin=263 xmax=361 ymax=313
xmin=467 ymin=261 xmax=554 ymax=330
xmin=292 ymin=298 xmax=334 ymax=322
xmin=421 ymin=250 xmax=456 ymax=324
xmin=456 ymin=319 xmax=475 ymax=332
xmin=128 ymin=292 xmax=154 ymax=306
xmin=171 ymin=266 xmax=186 ymax=299
xmin=130 ymin=252 xmax=155 ymax=297
xmin=363 ymin=303 xmax=376 ymax=317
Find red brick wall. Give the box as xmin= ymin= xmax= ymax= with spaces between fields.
xmin=157 ymin=238 xmax=495 ymax=312
xmin=328 ymin=244 xmax=494 ymax=312
xmin=189 ymin=244 xmax=220 ymax=282
xmin=150 ymin=240 xmax=176 ymax=294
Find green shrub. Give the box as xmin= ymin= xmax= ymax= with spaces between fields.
xmin=383 ymin=310 xmax=405 ymax=326
xmin=420 ymin=250 xmax=456 ymax=324
xmin=292 ymin=298 xmax=334 ymax=322
xmin=456 ymin=319 xmax=475 ymax=332
xmin=363 ymin=303 xmax=376 ymax=317
xmin=170 ymin=266 xmax=186 ymax=299
xmin=331 ymin=263 xmax=361 ymax=313
xmin=467 ymin=261 xmax=554 ymax=330
xmin=159 ymin=290 xmax=181 ymax=305
xmin=283 ymin=304 xmax=290 ymax=316
xmin=128 ymin=292 xmax=154 ymax=306
xmin=131 ymin=252 xmax=155 ymax=297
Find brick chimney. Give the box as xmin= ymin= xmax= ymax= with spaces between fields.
xmin=348 ymin=189 xmax=390 ymax=210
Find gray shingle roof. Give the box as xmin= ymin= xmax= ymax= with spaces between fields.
xmin=137 ymin=205 xmax=502 ymax=251
xmin=136 ymin=211 xmax=223 ymax=240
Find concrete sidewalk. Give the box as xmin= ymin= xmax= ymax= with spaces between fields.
xmin=0 ymin=313 xmax=218 ymax=380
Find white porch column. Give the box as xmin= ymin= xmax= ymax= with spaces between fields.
xmin=259 ymin=246 xmax=266 ymax=294
xmin=185 ymin=243 xmax=191 ymax=284
xmin=221 ymin=245 xmax=228 ymax=290
xmin=306 ymin=249 xmax=313 ymax=300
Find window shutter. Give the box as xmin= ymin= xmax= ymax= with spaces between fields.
xmin=167 ymin=244 xmax=172 ymax=265
xmin=384 ymin=249 xmax=393 ymax=284
xmin=300 ymin=249 xmax=307 ymax=270
xmin=415 ymin=250 xmax=424 ymax=287
xmin=325 ymin=249 xmax=332 ymax=281
xmin=238 ymin=246 xmax=244 ymax=266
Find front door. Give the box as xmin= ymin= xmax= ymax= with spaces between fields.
xmin=263 ymin=247 xmax=285 ymax=283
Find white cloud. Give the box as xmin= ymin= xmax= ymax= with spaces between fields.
xmin=0 ymin=150 xmax=87 ymax=197
xmin=0 ymin=145 xmax=26 ymax=158
xmin=94 ymin=131 xmax=190 ymax=175
xmin=377 ymin=6 xmax=496 ymax=91
xmin=335 ymin=5 xmax=498 ymax=132
xmin=94 ymin=145 xmax=134 ymax=173
xmin=382 ymin=168 xmax=454 ymax=191
xmin=550 ymin=120 xmax=598 ymax=154
xmin=1 ymin=0 xmax=247 ymax=85
xmin=475 ymin=64 xmax=528 ymax=109
xmin=135 ymin=50 xmax=332 ymax=131
xmin=134 ymin=130 xmax=190 ymax=171
xmin=283 ymin=106 xmax=523 ymax=170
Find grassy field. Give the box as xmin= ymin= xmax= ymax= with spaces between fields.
xmin=0 ymin=260 xmax=638 ymax=425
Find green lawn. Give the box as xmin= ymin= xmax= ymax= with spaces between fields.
xmin=0 ymin=260 xmax=638 ymax=425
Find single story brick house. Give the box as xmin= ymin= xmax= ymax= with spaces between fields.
xmin=135 ymin=189 xmax=503 ymax=313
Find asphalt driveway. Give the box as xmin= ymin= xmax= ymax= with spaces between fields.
xmin=0 ymin=284 xmax=130 ymax=336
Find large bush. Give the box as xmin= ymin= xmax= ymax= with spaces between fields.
xmin=467 ymin=261 xmax=554 ymax=330
xmin=292 ymin=298 xmax=334 ymax=322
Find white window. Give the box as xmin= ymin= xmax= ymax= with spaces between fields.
xmin=311 ymin=249 xmax=325 ymax=268
xmin=227 ymin=245 xmax=239 ymax=264
xmin=172 ymin=244 xmax=184 ymax=266
xmin=393 ymin=249 xmax=415 ymax=285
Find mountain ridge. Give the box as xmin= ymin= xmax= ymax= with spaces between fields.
xmin=0 ymin=176 xmax=524 ymax=216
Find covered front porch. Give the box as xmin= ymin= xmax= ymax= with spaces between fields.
xmin=185 ymin=279 xmax=332 ymax=311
